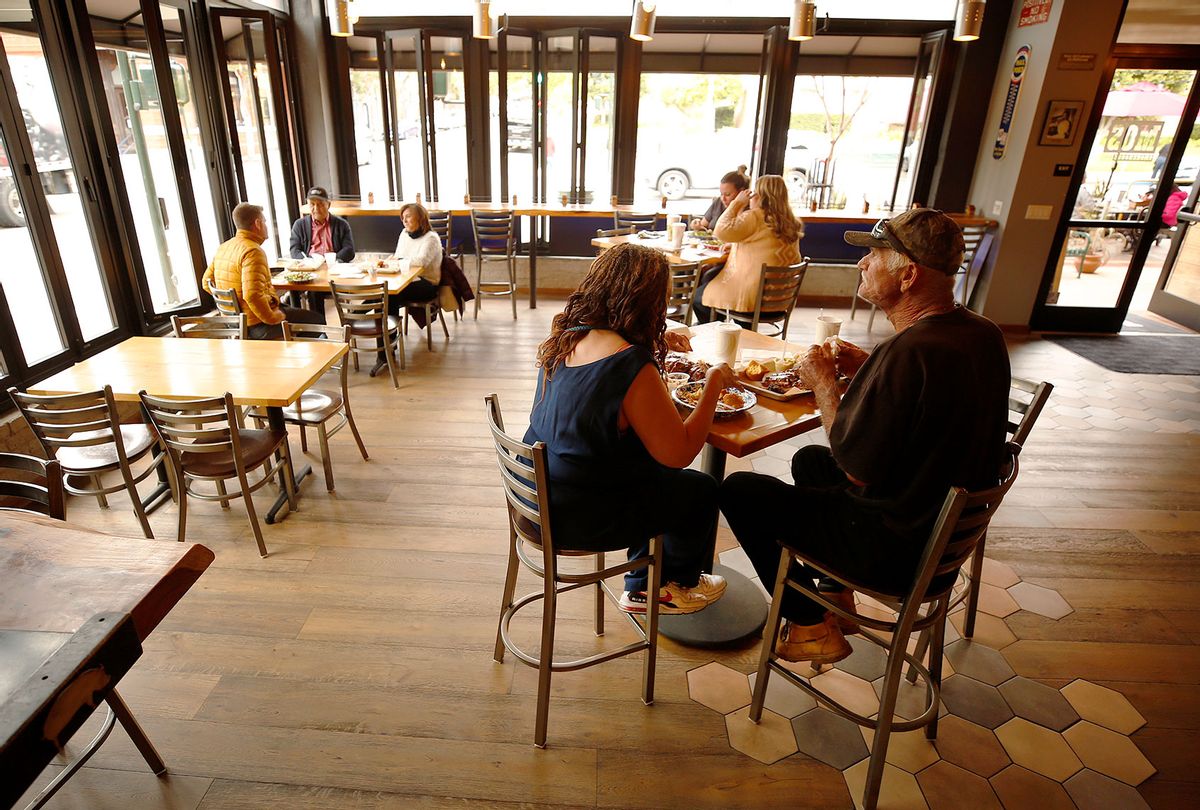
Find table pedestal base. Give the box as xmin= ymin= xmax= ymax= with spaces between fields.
xmin=656 ymin=564 xmax=768 ymax=647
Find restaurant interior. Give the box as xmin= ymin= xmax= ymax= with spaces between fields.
xmin=2 ymin=1 xmax=1200 ymax=808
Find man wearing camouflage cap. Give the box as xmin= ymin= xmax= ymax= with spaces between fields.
xmin=720 ymin=208 xmax=1011 ymax=664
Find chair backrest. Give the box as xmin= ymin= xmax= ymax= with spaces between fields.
xmin=667 ymin=261 xmax=702 ymax=326
xmin=172 ymin=314 xmax=246 ymax=340
xmin=957 ymin=224 xmax=996 ymax=306
xmin=211 ymin=287 xmax=242 ymax=317
xmin=484 ymin=393 xmax=554 ymax=556
xmin=1007 ymin=377 xmax=1053 ymax=446
xmin=282 ymin=322 xmax=351 ymax=394
xmin=428 ymin=210 xmax=452 ymax=250
xmin=595 ymin=226 xmax=635 ymax=239
xmin=8 ymin=385 xmax=134 ymax=473
xmin=614 ymin=212 xmax=658 ymax=231
xmin=909 ymin=442 xmax=1021 ymax=607
xmin=139 ymin=390 xmax=243 ymax=475
xmin=471 ymin=210 xmax=515 ymax=257
xmin=330 ymin=281 xmax=388 ymax=337
xmin=750 ymin=259 xmax=809 ymax=328
xmin=0 ymin=452 xmax=63 ymax=519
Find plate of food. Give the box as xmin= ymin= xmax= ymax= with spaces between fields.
xmin=281 ymin=270 xmax=317 ymax=284
xmin=672 ymin=381 xmax=756 ymax=419
xmin=736 ymin=356 xmax=813 ymax=401
xmin=664 ymin=352 xmax=710 ymax=382
xmin=686 ymin=228 xmax=713 ymax=239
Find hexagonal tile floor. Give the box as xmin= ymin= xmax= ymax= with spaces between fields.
xmin=687 ymin=553 xmax=1157 ymax=808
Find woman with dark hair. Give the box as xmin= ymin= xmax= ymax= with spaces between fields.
xmin=690 ymin=166 xmax=750 ymax=231
xmin=692 ymin=174 xmax=804 ymax=324
xmin=388 ymin=202 xmax=443 ymax=314
xmin=524 ymin=243 xmax=736 ymax=614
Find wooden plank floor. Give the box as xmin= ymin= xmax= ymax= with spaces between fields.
xmin=16 ymin=302 xmax=1200 ymax=809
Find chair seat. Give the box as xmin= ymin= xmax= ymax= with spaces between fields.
xmin=56 ymin=424 xmax=155 ymax=472
xmin=283 ymin=389 xmax=343 ymax=423
xmin=349 ymin=315 xmax=399 ymax=337
xmin=180 ymin=429 xmax=286 ymax=477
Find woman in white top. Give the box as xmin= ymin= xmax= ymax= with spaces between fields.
xmin=388 ymin=203 xmax=443 ymax=315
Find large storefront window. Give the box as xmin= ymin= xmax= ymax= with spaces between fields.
xmin=350 ymin=36 xmax=389 ymax=200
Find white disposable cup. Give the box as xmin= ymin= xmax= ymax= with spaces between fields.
xmin=815 ymin=315 xmax=843 ymax=344
xmin=322 ymin=252 xmax=337 ymax=267
xmin=714 ymin=322 xmax=741 ymax=367
xmin=669 ymin=221 xmax=685 ymax=249
xmin=666 ymin=213 xmax=681 ymax=229
xmin=665 ymin=372 xmax=690 ymax=391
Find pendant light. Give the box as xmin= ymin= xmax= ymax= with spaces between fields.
xmin=630 ymin=1 xmax=656 ymax=42
xmin=954 ymin=0 xmax=985 ymax=42
xmin=789 ymin=1 xmax=817 ymax=41
xmin=474 ymin=1 xmax=496 ymax=40
xmin=327 ymin=0 xmax=352 ymax=38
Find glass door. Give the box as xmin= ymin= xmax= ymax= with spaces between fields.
xmin=1033 ymin=62 xmax=1200 ymax=332
xmin=1148 ymin=132 xmax=1200 ymax=329
xmin=890 ymin=31 xmax=947 ymax=211
xmin=495 ymin=26 xmax=541 ymax=206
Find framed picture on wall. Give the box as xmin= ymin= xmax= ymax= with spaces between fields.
xmin=1039 ymin=100 xmax=1085 ymax=146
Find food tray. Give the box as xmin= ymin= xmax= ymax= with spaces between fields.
xmin=734 ymin=373 xmax=811 ymax=402
xmin=671 ymin=381 xmax=757 ymax=420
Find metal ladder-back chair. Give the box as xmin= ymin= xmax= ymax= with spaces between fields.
xmin=9 ymin=385 xmax=168 ymax=538
xmin=729 ymin=260 xmax=809 ymax=339
xmin=902 ymin=378 xmax=1052 ymax=679
xmin=595 ymin=226 xmax=635 ymax=239
xmin=666 ymin=261 xmax=702 ymax=326
xmin=248 ymin=323 xmax=369 ymax=491
xmin=750 ymin=442 xmax=1021 ymax=810
xmin=486 ymin=393 xmax=663 ymax=748
xmin=613 ymin=212 xmax=658 ymax=231
xmin=0 ymin=456 xmax=170 ymax=810
xmin=471 ymin=210 xmax=518 ymax=320
xmin=428 ymin=210 xmax=461 ymax=263
xmin=210 ymin=287 xmax=242 ymax=317
xmin=171 ymin=314 xmax=246 ymax=339
xmin=139 ymin=390 xmax=297 ymax=557
xmin=330 ymin=281 xmax=404 ymax=388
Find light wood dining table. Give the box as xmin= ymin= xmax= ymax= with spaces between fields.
xmin=29 ymin=336 xmax=347 ymax=524
xmin=0 ymin=511 xmax=213 ymax=807
xmin=591 ymin=231 xmax=728 ymax=268
xmin=660 ymin=321 xmax=830 ymax=646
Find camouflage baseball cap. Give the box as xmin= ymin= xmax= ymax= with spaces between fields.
xmin=844 ymin=208 xmax=965 ymax=275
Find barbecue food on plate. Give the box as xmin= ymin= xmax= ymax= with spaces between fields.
xmin=762 ymin=371 xmax=797 ymax=394
xmin=664 ymin=352 xmax=710 ymax=381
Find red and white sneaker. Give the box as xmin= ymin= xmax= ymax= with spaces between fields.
xmin=619 ymin=573 xmax=727 ymax=615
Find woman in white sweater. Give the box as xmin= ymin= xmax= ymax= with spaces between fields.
xmin=388 ymin=203 xmax=443 ymax=315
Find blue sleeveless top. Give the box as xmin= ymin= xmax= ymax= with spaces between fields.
xmin=523 ymin=345 xmax=663 ymax=548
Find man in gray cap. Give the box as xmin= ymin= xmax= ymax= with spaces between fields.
xmin=719 ymin=208 xmax=1010 ymax=664
xmin=289 ymin=186 xmax=356 ymax=263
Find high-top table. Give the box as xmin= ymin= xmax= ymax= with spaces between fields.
xmin=29 ymin=336 xmax=347 ymax=524
xmin=0 ymin=512 xmax=213 ymax=808
xmin=658 ymin=321 xmax=828 ymax=646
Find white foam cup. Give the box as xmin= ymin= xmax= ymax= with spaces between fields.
xmin=815 ymin=315 xmax=843 ymax=344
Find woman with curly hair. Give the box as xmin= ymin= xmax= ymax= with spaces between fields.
xmin=692 ymin=174 xmax=804 ymax=324
xmin=524 ymin=243 xmax=736 ymax=614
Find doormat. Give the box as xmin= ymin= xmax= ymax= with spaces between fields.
xmin=1121 ymin=313 xmax=1192 ymax=335
xmin=1047 ymin=334 xmax=1200 ymax=375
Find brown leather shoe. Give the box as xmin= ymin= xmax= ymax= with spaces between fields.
xmin=825 ymin=589 xmax=860 ymax=635
xmin=774 ymin=614 xmax=852 ymax=664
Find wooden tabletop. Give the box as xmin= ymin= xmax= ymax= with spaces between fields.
xmin=270 ymin=261 xmax=421 ymax=294
xmin=591 ymin=233 xmax=728 ymax=267
xmin=680 ymin=322 xmax=826 ymax=458
xmin=29 ymin=336 xmax=348 ymax=409
xmin=0 ymin=512 xmax=213 ymax=642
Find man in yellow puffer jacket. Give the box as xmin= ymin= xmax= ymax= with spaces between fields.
xmin=202 ymin=202 xmax=326 ymax=339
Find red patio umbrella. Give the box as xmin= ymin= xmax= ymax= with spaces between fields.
xmin=1102 ymin=82 xmax=1187 ymax=118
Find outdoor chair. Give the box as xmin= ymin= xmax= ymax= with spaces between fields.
xmin=486 ymin=393 xmax=663 ymax=748
xmin=750 ymin=442 xmax=1021 ymax=810
xmin=471 ymin=210 xmax=518 ymax=320
xmin=248 ymin=323 xmax=368 ymax=491
xmin=330 ymin=281 xmax=404 ymax=388
xmin=139 ymin=390 xmax=297 ymax=557
xmin=9 ymin=385 xmax=167 ymax=538
xmin=727 ymin=260 xmax=809 ymax=339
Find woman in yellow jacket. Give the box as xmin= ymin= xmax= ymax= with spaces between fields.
xmin=692 ymin=174 xmax=803 ymax=324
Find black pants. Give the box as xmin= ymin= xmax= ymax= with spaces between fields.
xmin=553 ymin=468 xmax=718 ymax=592
xmin=719 ymin=446 xmax=920 ymax=624
xmin=247 ymin=305 xmax=326 ymax=340
xmin=386 ymin=277 xmax=438 ymax=317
